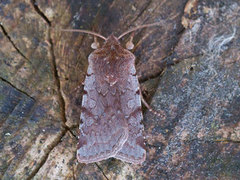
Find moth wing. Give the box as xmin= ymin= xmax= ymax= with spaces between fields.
xmin=77 ymin=54 xmax=129 ymax=164
xmin=114 ymin=70 xmax=146 ymax=164
xmin=114 ymin=129 xmax=146 ymax=164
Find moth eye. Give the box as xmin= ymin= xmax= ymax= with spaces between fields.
xmin=91 ymin=42 xmax=99 ymax=49
xmin=91 ymin=36 xmax=100 ymax=49
xmin=126 ymin=34 xmax=134 ymax=50
xmin=126 ymin=41 xmax=134 ymax=50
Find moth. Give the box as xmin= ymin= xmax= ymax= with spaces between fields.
xmin=61 ymin=23 xmax=161 ymax=164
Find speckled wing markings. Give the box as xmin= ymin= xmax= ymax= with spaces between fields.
xmin=77 ymin=35 xmax=146 ymax=164
xmin=115 ymin=72 xmax=146 ymax=164
xmin=77 ymin=62 xmax=129 ymax=163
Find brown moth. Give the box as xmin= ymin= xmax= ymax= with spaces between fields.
xmin=61 ymin=23 xmax=161 ymax=164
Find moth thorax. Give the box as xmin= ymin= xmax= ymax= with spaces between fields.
xmin=111 ymin=45 xmax=115 ymax=50
xmin=105 ymin=74 xmax=118 ymax=86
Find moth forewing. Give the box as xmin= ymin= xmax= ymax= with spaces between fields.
xmin=60 ymin=23 xmax=162 ymax=164
xmin=77 ymin=35 xmax=146 ymax=164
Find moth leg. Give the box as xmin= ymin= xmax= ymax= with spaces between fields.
xmin=125 ymin=32 xmax=135 ymax=50
xmin=68 ymin=83 xmax=84 ymax=109
xmin=71 ymin=82 xmax=84 ymax=94
xmin=140 ymin=90 xmax=166 ymax=119
xmin=91 ymin=36 xmax=100 ymax=49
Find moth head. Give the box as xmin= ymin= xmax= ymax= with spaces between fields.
xmin=103 ymin=35 xmax=121 ymax=50
xmin=100 ymin=34 xmax=134 ymax=50
xmin=58 ymin=22 xmax=161 ymax=50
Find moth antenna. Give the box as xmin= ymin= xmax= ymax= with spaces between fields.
xmin=118 ymin=22 xmax=162 ymax=40
xmin=140 ymin=91 xmax=166 ymax=119
xmin=56 ymin=28 xmax=107 ymax=41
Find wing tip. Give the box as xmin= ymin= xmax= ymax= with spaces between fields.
xmin=77 ymin=150 xmax=146 ymax=165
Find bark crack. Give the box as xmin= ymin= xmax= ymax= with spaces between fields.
xmin=30 ymin=0 xmax=51 ymax=26
xmin=65 ymin=125 xmax=78 ymax=140
xmin=26 ymin=129 xmax=67 ymax=180
xmin=46 ymin=28 xmax=68 ymax=124
xmin=30 ymin=0 xmax=67 ymax=125
xmin=95 ymin=163 xmax=110 ymax=180
xmin=0 ymin=77 xmax=35 ymax=100
xmin=29 ymin=1 xmax=75 ymax=178
xmin=0 ymin=24 xmax=31 ymax=63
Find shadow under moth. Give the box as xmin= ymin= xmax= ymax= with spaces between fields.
xmin=61 ymin=23 xmax=162 ymax=164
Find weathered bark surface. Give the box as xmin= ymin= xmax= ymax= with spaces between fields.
xmin=0 ymin=0 xmax=239 ymax=179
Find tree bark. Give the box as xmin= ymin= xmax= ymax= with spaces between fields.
xmin=0 ymin=0 xmax=239 ymax=179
